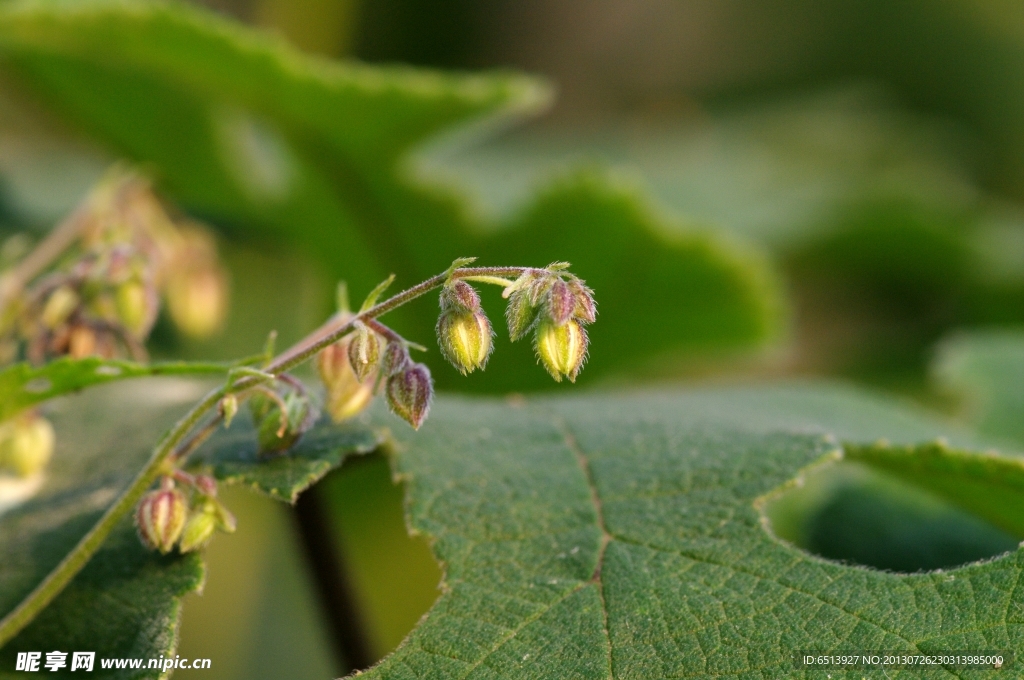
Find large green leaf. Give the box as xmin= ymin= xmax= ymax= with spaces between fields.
xmin=0 ymin=377 xmax=382 ymax=676
xmin=0 ymin=0 xmax=783 ymax=391
xmin=361 ymin=385 xmax=1023 ymax=678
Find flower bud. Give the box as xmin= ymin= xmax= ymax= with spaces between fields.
xmin=317 ymin=340 xmax=375 ymax=422
xmin=115 ymin=279 xmax=157 ymax=337
xmin=220 ymin=394 xmax=239 ymax=427
xmin=250 ymin=388 xmax=313 ymax=455
xmin=136 ymin=486 xmax=187 ymax=553
xmin=505 ymin=291 xmax=537 ymax=342
xmin=0 ymin=413 xmax=55 ymax=478
xmin=535 ymin=319 xmax=588 ymax=382
xmin=347 ymin=324 xmax=380 ymax=382
xmin=40 ymin=286 xmax=79 ymax=329
xmin=546 ymin=279 xmax=575 ymax=326
xmin=439 ymin=280 xmax=480 ymax=312
xmin=380 ymin=339 xmax=410 ymax=377
xmin=386 ymin=362 xmax=433 ymax=429
xmin=68 ymin=324 xmax=98 ymax=359
xmin=178 ymin=500 xmax=217 ymax=553
xmin=567 ymin=277 xmax=597 ymax=324
xmin=437 ymin=309 xmax=493 ymax=374
xmin=165 ymin=267 xmax=227 ymax=339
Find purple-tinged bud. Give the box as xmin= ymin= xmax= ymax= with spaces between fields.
xmin=535 ymin=319 xmax=588 ymax=382
xmin=40 ymin=286 xmax=79 ymax=329
xmin=380 ymin=339 xmax=410 ymax=377
xmin=439 ymin=280 xmax=481 ymax=312
xmin=437 ymin=309 xmax=493 ymax=374
xmin=567 ymin=277 xmax=597 ymax=324
xmin=318 ymin=340 xmax=375 ymax=422
xmin=0 ymin=412 xmax=55 ymax=478
xmin=546 ymin=279 xmax=575 ymax=326
xmin=194 ymin=474 xmax=218 ymax=497
xmin=347 ymin=324 xmax=380 ymax=382
xmin=386 ymin=362 xmax=433 ymax=429
xmin=136 ymin=486 xmax=188 ymax=553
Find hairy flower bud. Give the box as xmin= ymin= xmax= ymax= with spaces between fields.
xmin=386 ymin=362 xmax=433 ymax=429
xmin=546 ymin=279 xmax=575 ymax=326
xmin=439 ymin=280 xmax=481 ymax=312
xmin=567 ymin=277 xmax=597 ymax=324
xmin=380 ymin=339 xmax=410 ymax=377
xmin=0 ymin=413 xmax=55 ymax=478
xmin=178 ymin=497 xmax=235 ymax=552
xmin=505 ymin=290 xmax=537 ymax=342
xmin=317 ymin=340 xmax=375 ymax=422
xmin=136 ymin=486 xmax=187 ymax=553
xmin=347 ymin=324 xmax=380 ymax=382
xmin=249 ymin=386 xmax=314 ymax=455
xmin=535 ymin=319 xmax=588 ymax=382
xmin=40 ymin=286 xmax=79 ymax=329
xmin=437 ymin=309 xmax=493 ymax=374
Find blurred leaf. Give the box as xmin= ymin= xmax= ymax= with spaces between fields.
xmin=361 ymin=385 xmax=1023 ymax=678
xmin=932 ymin=330 xmax=1024 ymax=446
xmin=0 ymin=0 xmax=783 ymax=390
xmin=0 ymin=357 xmax=226 ymax=421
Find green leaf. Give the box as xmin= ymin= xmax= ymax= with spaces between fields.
xmin=0 ymin=357 xmax=227 ymax=421
xmin=0 ymin=378 xmax=382 ymax=668
xmin=0 ymin=0 xmax=784 ymax=391
xmin=193 ymin=412 xmax=385 ymax=503
xmin=360 ymin=385 xmax=1023 ymax=678
xmin=932 ymin=330 xmax=1024 ymax=447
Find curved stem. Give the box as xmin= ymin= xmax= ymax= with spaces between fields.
xmin=0 ymin=263 xmax=532 ymax=646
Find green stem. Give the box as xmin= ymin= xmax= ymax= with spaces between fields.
xmin=0 ymin=263 xmax=531 ymax=646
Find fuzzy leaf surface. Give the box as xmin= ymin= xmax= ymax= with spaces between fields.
xmin=361 ymin=385 xmax=1024 ymax=679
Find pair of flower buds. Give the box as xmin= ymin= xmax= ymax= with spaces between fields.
xmin=135 ymin=474 xmax=236 ymax=554
xmin=317 ymin=266 xmax=596 ymax=430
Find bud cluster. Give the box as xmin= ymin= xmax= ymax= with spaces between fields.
xmin=504 ymin=266 xmax=596 ymax=382
xmin=135 ymin=474 xmax=235 ymax=554
xmin=0 ymin=171 xmax=229 ymax=366
xmin=436 ymin=280 xmax=493 ymax=376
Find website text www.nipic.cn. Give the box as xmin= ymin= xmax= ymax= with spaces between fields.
xmin=15 ymin=652 xmax=211 ymax=672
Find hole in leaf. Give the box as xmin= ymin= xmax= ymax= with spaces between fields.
xmin=23 ymin=377 xmax=51 ymax=393
xmin=763 ymin=459 xmax=1020 ymax=573
xmin=318 ymin=453 xmax=442 ymax=663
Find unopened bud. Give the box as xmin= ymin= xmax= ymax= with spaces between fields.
xmin=380 ymin=340 xmax=410 ymax=377
xmin=386 ymin=362 xmax=433 ymax=429
xmin=166 ymin=268 xmax=227 ymax=339
xmin=250 ymin=388 xmax=313 ymax=455
xmin=0 ymin=413 xmax=55 ymax=477
xmin=505 ymin=290 xmax=537 ymax=342
xmin=68 ymin=324 xmax=98 ymax=359
xmin=40 ymin=286 xmax=79 ymax=329
xmin=546 ymin=279 xmax=575 ymax=326
xmin=178 ymin=500 xmax=217 ymax=553
xmin=220 ymin=394 xmax=238 ymax=427
xmin=437 ymin=309 xmax=493 ymax=374
xmin=115 ymin=280 xmax=156 ymax=337
xmin=317 ymin=341 xmax=375 ymax=422
xmin=535 ymin=319 xmax=588 ymax=382
xmin=567 ymin=277 xmax=597 ymax=324
xmin=347 ymin=324 xmax=380 ymax=382
xmin=136 ymin=486 xmax=187 ymax=553
xmin=194 ymin=473 xmax=218 ymax=497
xmin=439 ymin=280 xmax=480 ymax=312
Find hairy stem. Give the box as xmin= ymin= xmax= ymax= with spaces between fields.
xmin=0 ymin=263 xmax=530 ymax=645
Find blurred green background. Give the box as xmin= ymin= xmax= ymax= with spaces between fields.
xmin=7 ymin=0 xmax=1024 ymax=677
